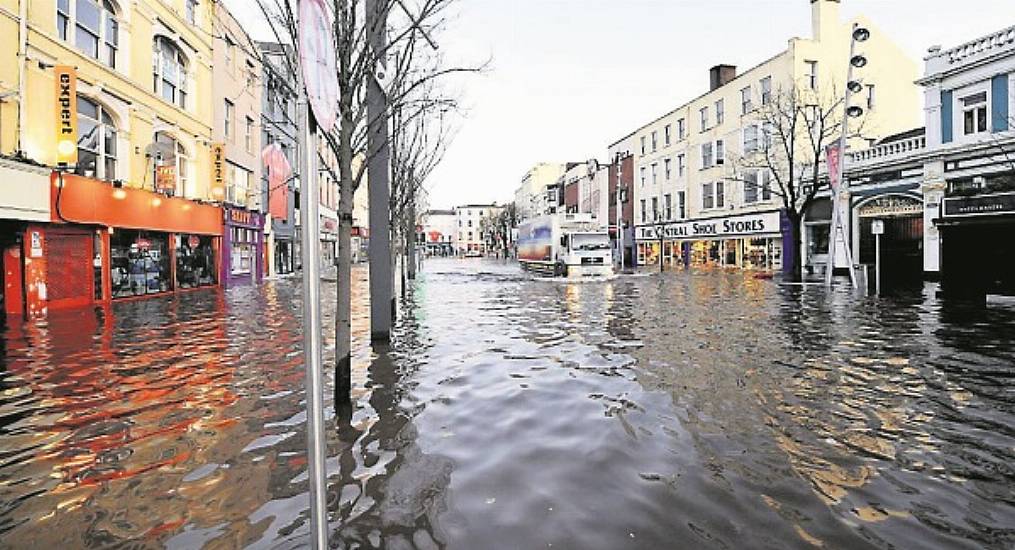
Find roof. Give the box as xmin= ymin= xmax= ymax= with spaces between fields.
xmin=875 ymin=127 xmax=926 ymax=145
xmin=426 ymin=209 xmax=455 ymax=216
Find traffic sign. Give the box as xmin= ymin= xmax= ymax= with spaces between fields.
xmin=871 ymin=219 xmax=885 ymax=235
xmin=299 ymin=0 xmax=339 ymax=133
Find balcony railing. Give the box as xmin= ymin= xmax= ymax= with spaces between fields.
xmin=848 ymin=135 xmax=927 ymax=165
xmin=942 ymin=25 xmax=1015 ymax=66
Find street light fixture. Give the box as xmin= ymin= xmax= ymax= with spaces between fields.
xmin=850 ymin=55 xmax=868 ymax=68
xmin=852 ymin=27 xmax=871 ymax=42
xmin=847 ymin=105 xmax=865 ymax=118
xmin=847 ymin=80 xmax=864 ymax=93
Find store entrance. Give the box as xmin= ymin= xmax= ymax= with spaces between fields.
xmin=859 ymin=215 xmax=923 ymax=289
xmin=940 ymin=219 xmax=1015 ymax=298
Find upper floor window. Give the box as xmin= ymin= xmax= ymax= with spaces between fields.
xmin=664 ymin=158 xmax=672 ymax=180
xmin=700 ymin=107 xmax=709 ymax=132
xmin=715 ymin=99 xmax=724 ymax=125
xmin=153 ymin=131 xmax=189 ymax=196
xmin=741 ymin=86 xmax=752 ymax=114
xmin=651 ymin=163 xmax=657 ymax=184
xmin=186 ymin=0 xmax=198 ymax=25
xmin=962 ymin=91 xmax=988 ymax=135
xmin=866 ymin=84 xmax=876 ymax=110
xmin=640 ymin=136 xmax=646 ymax=155
xmin=75 ymin=95 xmax=117 ymax=181
xmin=224 ymin=99 xmax=234 ymax=139
xmin=677 ymin=118 xmax=686 ymax=140
xmin=153 ymin=36 xmax=189 ymax=109
xmin=701 ymin=142 xmax=713 ymax=168
xmin=760 ymin=77 xmax=772 ymax=105
xmin=651 ymin=131 xmax=658 ymax=152
xmin=57 ymin=0 xmax=119 ymax=68
xmin=805 ymin=60 xmax=818 ymax=90
xmin=245 ymin=116 xmax=254 ymax=152
xmin=677 ymin=154 xmax=686 ymax=177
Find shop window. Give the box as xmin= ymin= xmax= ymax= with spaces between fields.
xmin=76 ymin=95 xmax=118 ymax=181
xmin=231 ymin=227 xmax=254 ymax=275
xmin=57 ymin=0 xmax=119 ymax=68
xmin=176 ymin=234 xmax=216 ymax=288
xmin=110 ymin=230 xmax=171 ymax=298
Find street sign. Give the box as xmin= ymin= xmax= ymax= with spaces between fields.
xmin=54 ymin=66 xmax=78 ymax=166
xmin=299 ymin=0 xmax=339 ymax=133
xmin=871 ymin=219 xmax=885 ymax=235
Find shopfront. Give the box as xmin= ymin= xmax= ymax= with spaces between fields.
xmin=937 ymin=191 xmax=1015 ymax=299
xmin=636 ymin=210 xmax=784 ymax=272
xmin=25 ymin=173 xmax=223 ymax=315
xmin=223 ymin=206 xmax=264 ymax=286
xmin=853 ymin=194 xmax=924 ymax=289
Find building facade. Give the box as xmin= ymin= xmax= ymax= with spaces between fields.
xmin=455 ymin=204 xmax=503 ymax=255
xmin=616 ymin=0 xmax=921 ymax=273
xmin=212 ymin=4 xmax=263 ymax=286
xmin=1 ymin=0 xmax=222 ymax=319
xmin=514 ymin=163 xmax=567 ymax=222
xmin=422 ymin=209 xmax=456 ymax=256
xmin=258 ymin=41 xmax=298 ymax=276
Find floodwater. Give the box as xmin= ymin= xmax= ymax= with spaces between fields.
xmin=1 ymin=259 xmax=1013 ymax=549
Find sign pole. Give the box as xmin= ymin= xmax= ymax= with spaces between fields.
xmin=876 ymin=232 xmax=881 ymax=295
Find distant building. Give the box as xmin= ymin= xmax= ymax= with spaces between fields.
xmin=259 ymin=41 xmax=298 ymax=276
xmin=514 ymin=163 xmax=567 ymax=222
xmin=422 ymin=209 xmax=456 ymax=256
xmin=455 ymin=204 xmax=504 ymax=255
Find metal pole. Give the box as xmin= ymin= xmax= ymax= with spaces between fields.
xmin=825 ymin=23 xmax=861 ymax=289
xmin=616 ymin=157 xmax=624 ymax=271
xmin=875 ymin=232 xmax=881 ymax=296
xmin=294 ymin=29 xmax=330 ymax=550
xmin=367 ymin=0 xmax=393 ymax=341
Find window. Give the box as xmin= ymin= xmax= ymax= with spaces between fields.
xmin=225 ymin=35 xmax=235 ymax=68
xmin=75 ymin=95 xmax=117 ymax=181
xmin=231 ymin=227 xmax=254 ymax=275
xmin=702 ymin=182 xmax=714 ymax=209
xmin=664 ymin=194 xmax=672 ymax=220
xmin=744 ymin=170 xmax=759 ymax=204
xmin=227 ymin=164 xmax=252 ymax=207
xmin=652 ymin=131 xmax=658 ymax=152
xmin=186 ymin=0 xmax=198 ymax=24
xmin=716 ymin=181 xmax=725 ymax=208
xmin=761 ymin=76 xmax=772 ymax=105
xmin=744 ymin=125 xmax=759 ymax=153
xmin=152 ymin=131 xmax=188 ymax=196
xmin=962 ymin=92 xmax=988 ymax=135
xmin=224 ymin=99 xmax=234 ymax=140
xmin=57 ymin=0 xmax=119 ymax=67
xmin=806 ymin=60 xmax=818 ymax=89
xmin=677 ymin=191 xmax=686 ymax=219
xmin=701 ymin=142 xmax=713 ymax=168
xmin=640 ymin=136 xmax=646 ymax=155
xmin=715 ymin=140 xmax=725 ymax=165
xmin=245 ymin=116 xmax=254 ymax=152
xmin=761 ymin=170 xmax=772 ymax=201
xmin=664 ymin=124 xmax=672 ymax=146
xmin=640 ymin=166 xmax=646 ymax=187
xmin=678 ymin=118 xmax=686 ymax=140
xmin=677 ymin=154 xmax=686 ymax=177
xmin=741 ymin=86 xmax=752 ymax=114
xmin=664 ymin=158 xmax=672 ymax=180
xmin=110 ymin=230 xmax=172 ymax=297
xmin=651 ymin=197 xmax=659 ymax=221
xmin=651 ymin=163 xmax=658 ymax=184
xmin=866 ymin=84 xmax=876 ymax=110
xmin=700 ymin=107 xmax=709 ymax=132
xmin=640 ymin=199 xmax=647 ymax=223
xmin=154 ymin=36 xmax=188 ymax=108
xmin=715 ymin=99 xmax=724 ymax=125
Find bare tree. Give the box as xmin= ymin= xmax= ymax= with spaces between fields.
xmin=731 ymin=84 xmax=865 ymax=281
xmin=254 ymin=0 xmax=483 ymax=406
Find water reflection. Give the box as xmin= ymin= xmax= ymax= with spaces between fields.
xmin=0 ymin=260 xmax=1013 ymax=549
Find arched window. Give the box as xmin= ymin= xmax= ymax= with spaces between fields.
xmin=153 ymin=37 xmax=188 ymax=108
xmin=75 ymin=95 xmax=117 ymax=181
xmin=153 ymin=131 xmax=189 ymax=196
xmin=57 ymin=0 xmax=119 ymax=68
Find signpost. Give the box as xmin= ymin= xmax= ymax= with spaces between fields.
xmin=294 ymin=0 xmax=338 ymax=546
xmin=872 ymin=219 xmax=884 ymax=296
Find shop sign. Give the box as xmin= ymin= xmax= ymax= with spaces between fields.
xmin=636 ymin=211 xmax=781 ymax=241
xmin=210 ymin=143 xmax=226 ymax=199
xmin=188 ymin=235 xmax=200 ymax=248
xmin=321 ymin=216 xmax=338 ymax=232
xmin=135 ymin=238 xmax=151 ymax=251
xmin=943 ymin=192 xmax=1015 ymax=217
xmin=229 ymin=208 xmax=254 ymax=226
xmin=30 ymin=231 xmax=43 ymax=258
xmin=857 ymin=195 xmax=922 ymax=217
xmin=155 ymin=165 xmax=176 ymax=193
xmin=54 ymin=66 xmax=78 ymax=166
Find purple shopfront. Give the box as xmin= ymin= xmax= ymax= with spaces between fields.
xmin=222 ymin=206 xmax=265 ymax=287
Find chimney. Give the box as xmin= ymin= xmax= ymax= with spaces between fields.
xmin=811 ymin=0 xmax=841 ymax=42
xmin=709 ymin=65 xmax=737 ymax=91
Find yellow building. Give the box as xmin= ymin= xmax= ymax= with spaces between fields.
xmin=1 ymin=0 xmax=216 ymax=198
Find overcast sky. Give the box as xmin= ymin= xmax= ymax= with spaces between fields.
xmin=226 ymin=0 xmax=1015 ymax=210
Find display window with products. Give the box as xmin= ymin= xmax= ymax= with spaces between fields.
xmin=110 ymin=230 xmax=171 ymax=298
xmin=231 ymin=227 xmax=255 ymax=276
xmin=176 ymin=234 xmax=217 ymax=289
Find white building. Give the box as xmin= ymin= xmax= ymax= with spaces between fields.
xmin=422 ymin=209 xmax=456 ymax=256
xmin=514 ymin=163 xmax=566 ymax=222
xmin=455 ymin=204 xmax=504 ymax=255
xmin=612 ymin=0 xmax=921 ymax=273
xmin=821 ymin=24 xmax=1015 ymax=297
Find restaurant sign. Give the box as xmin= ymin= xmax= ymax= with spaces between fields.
xmin=636 ymin=211 xmax=781 ymax=241
xmin=944 ymin=192 xmax=1015 ymax=217
xmin=857 ymin=195 xmax=922 ymax=217
xmin=210 ymin=143 xmax=226 ymax=199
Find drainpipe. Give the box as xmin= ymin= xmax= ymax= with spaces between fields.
xmin=16 ymin=0 xmax=28 ymax=154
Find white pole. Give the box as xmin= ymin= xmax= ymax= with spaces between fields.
xmin=292 ymin=0 xmax=329 ymax=544
xmin=875 ymin=231 xmax=881 ymax=296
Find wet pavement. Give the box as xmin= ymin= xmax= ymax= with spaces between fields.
xmin=1 ymin=259 xmax=1014 ymax=549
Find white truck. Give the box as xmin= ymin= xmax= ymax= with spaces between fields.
xmin=516 ymin=213 xmax=613 ymax=278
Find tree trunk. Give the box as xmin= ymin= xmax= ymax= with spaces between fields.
xmin=407 ymin=200 xmax=417 ymax=279
xmin=788 ymin=213 xmax=803 ymax=282
xmin=334 ymin=113 xmax=354 ymax=409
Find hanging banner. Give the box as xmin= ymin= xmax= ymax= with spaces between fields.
xmin=262 ymin=143 xmax=292 ymax=220
xmin=825 ymin=143 xmax=842 ymax=193
xmin=211 ymin=142 xmax=226 ymax=199
xmin=54 ymin=65 xmax=78 ymax=166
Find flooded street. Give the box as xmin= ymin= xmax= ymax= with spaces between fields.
xmin=1 ymin=258 xmax=1014 ymax=549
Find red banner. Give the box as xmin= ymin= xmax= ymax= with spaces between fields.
xmin=825 ymin=143 xmax=842 ymax=193
xmin=262 ymin=144 xmax=292 ymax=221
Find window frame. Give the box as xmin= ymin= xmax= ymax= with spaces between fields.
xmin=961 ymin=91 xmax=988 ymax=136
xmin=715 ymin=99 xmax=724 ymax=125
xmin=805 ymin=60 xmax=818 ymax=90
xmin=741 ymin=86 xmax=752 ymax=115
xmin=153 ymin=36 xmax=189 ymax=109
xmin=74 ymin=94 xmax=118 ymax=182
xmin=700 ymin=106 xmax=708 ymax=132
xmin=664 ymin=124 xmax=671 ymax=146
xmin=57 ymin=0 xmax=119 ymax=68
xmin=760 ymin=76 xmax=772 ymax=105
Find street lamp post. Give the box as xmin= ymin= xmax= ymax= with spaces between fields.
xmin=825 ymin=23 xmax=870 ymax=290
